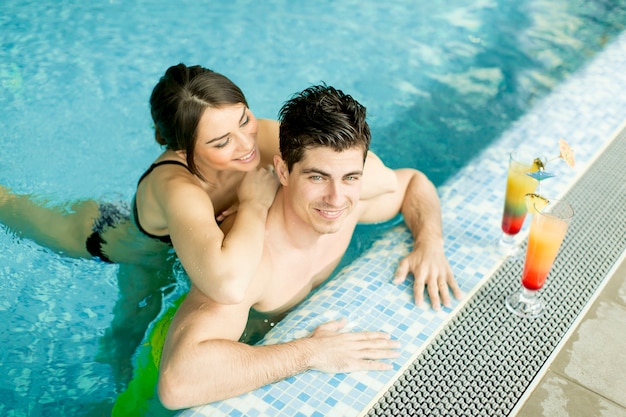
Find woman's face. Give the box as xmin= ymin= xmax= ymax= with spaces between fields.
xmin=192 ymin=104 xmax=261 ymax=173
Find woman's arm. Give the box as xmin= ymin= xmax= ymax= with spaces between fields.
xmin=158 ymin=167 xmax=278 ymax=304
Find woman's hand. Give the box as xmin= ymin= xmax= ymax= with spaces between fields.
xmin=237 ymin=165 xmax=280 ymax=209
xmin=215 ymin=203 xmax=238 ymax=223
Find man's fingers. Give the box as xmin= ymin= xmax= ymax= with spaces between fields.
xmin=396 ymin=255 xmax=462 ymax=311
xmin=314 ymin=318 xmax=347 ymax=334
xmin=449 ymin=275 xmax=464 ymax=300
xmin=393 ymin=259 xmax=410 ymax=284
xmin=438 ymin=269 xmax=464 ymax=308
xmin=412 ymin=272 xmax=426 ymax=308
xmin=438 ymin=279 xmax=452 ymax=308
xmin=359 ymin=360 xmax=394 ymax=371
xmin=358 ymin=346 xmax=401 ymax=360
xmin=427 ymin=278 xmax=442 ymax=311
xmin=310 ymin=329 xmax=401 ymax=373
xmin=345 ymin=336 xmax=401 ymax=371
xmin=359 ymin=334 xmax=400 ymax=347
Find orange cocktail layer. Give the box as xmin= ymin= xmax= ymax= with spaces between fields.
xmin=521 ymin=213 xmax=569 ymax=291
xmin=501 ymin=163 xmax=538 ymax=235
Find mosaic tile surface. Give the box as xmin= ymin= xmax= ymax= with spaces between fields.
xmin=178 ymin=31 xmax=626 ymax=417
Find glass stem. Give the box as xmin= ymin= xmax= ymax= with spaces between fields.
xmin=501 ymin=233 xmax=515 ymax=245
xmin=521 ymin=287 xmax=538 ymax=303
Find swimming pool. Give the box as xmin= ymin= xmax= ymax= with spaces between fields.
xmin=1 ymin=0 xmax=625 ymax=415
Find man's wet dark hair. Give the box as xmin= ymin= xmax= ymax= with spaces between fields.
xmin=278 ymin=84 xmax=371 ymax=171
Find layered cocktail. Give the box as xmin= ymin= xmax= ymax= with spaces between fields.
xmin=498 ymin=151 xmax=542 ymax=258
xmin=505 ymin=195 xmax=573 ymax=318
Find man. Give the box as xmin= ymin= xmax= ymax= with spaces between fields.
xmin=157 ymin=85 xmax=461 ymax=409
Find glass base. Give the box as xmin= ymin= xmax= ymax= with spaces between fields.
xmin=497 ymin=233 xmax=523 ymax=260
xmin=505 ymin=288 xmax=545 ymax=318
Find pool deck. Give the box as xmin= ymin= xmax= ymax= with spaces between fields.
xmin=516 ymin=254 xmax=626 ymax=417
xmin=177 ymin=30 xmax=626 ymax=417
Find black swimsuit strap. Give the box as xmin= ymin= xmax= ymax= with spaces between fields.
xmin=136 ymin=160 xmax=191 ymax=186
xmin=132 ymin=160 xmax=191 ymax=244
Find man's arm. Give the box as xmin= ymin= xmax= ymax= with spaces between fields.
xmin=359 ymin=169 xmax=462 ymax=310
xmin=158 ymin=288 xmax=400 ymax=410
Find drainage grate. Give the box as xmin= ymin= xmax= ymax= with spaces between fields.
xmin=365 ymin=129 xmax=626 ymax=417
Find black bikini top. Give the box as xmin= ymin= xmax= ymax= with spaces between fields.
xmin=132 ymin=160 xmax=190 ymax=244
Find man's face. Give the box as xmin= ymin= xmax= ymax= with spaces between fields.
xmin=282 ymin=146 xmax=364 ymax=234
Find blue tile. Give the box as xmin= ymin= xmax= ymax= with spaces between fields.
xmin=327 ymin=376 xmax=341 ymax=387
xmin=325 ymin=396 xmax=338 ymax=406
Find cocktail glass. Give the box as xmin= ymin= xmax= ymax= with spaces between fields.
xmin=498 ymin=151 xmax=542 ymax=259
xmin=505 ymin=198 xmax=573 ymax=318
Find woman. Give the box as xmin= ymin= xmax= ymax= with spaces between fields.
xmin=1 ymin=64 xmax=281 ymax=301
xmin=0 ymin=63 xmax=397 ymax=386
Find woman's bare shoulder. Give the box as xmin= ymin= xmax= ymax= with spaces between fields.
xmin=256 ymin=119 xmax=280 ymax=165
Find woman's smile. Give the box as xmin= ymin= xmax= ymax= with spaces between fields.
xmin=235 ymin=147 xmax=258 ymax=163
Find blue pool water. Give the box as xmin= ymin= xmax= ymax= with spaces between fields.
xmin=1 ymin=0 xmax=625 ymax=415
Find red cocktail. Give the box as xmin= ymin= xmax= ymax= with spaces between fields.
xmin=506 ymin=197 xmax=573 ymax=318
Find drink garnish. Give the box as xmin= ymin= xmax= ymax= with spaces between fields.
xmin=531 ymin=158 xmax=544 ymax=172
xmin=525 ymin=193 xmax=549 ymax=215
xmin=526 ymin=138 xmax=575 ymax=181
xmin=559 ymin=138 xmax=575 ymax=168
xmin=526 ymin=170 xmax=555 ymax=181
xmin=527 ymin=157 xmax=554 ymax=181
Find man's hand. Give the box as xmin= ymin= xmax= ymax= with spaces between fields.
xmin=393 ymin=238 xmax=462 ymax=310
xmin=306 ymin=319 xmax=400 ymax=372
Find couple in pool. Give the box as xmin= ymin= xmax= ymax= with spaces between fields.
xmin=0 ymin=63 xmax=461 ymax=408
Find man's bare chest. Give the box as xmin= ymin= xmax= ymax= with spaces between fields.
xmin=251 ymin=237 xmax=350 ymax=314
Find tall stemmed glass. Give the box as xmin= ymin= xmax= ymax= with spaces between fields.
xmin=498 ymin=151 xmax=543 ymax=259
xmin=505 ymin=197 xmax=573 ymax=318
